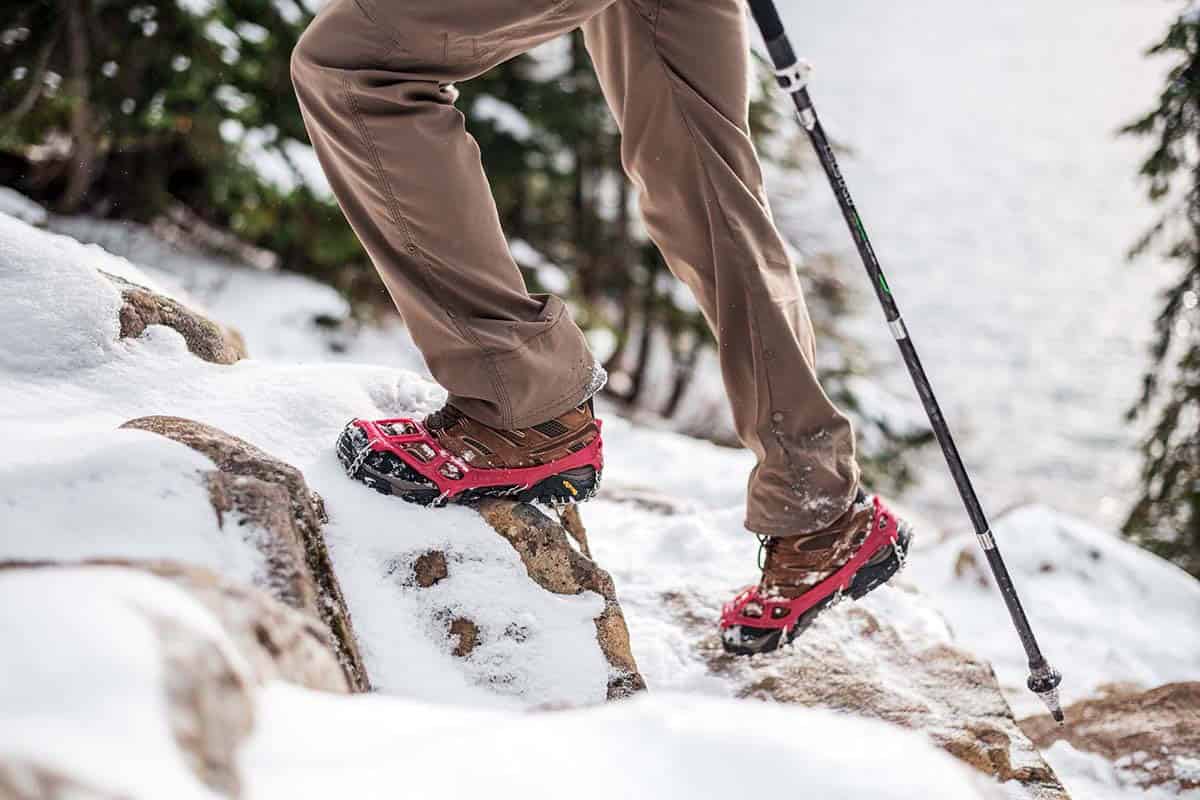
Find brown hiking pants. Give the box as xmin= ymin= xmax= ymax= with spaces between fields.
xmin=291 ymin=0 xmax=859 ymax=535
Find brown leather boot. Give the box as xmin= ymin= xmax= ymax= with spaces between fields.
xmin=719 ymin=491 xmax=913 ymax=655
xmin=337 ymin=400 xmax=603 ymax=506
xmin=423 ymin=401 xmax=599 ymax=470
xmin=759 ymin=492 xmax=877 ymax=599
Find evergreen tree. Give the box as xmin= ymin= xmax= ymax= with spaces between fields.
xmin=1121 ymin=6 xmax=1200 ymax=577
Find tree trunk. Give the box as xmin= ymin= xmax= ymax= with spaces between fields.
xmin=626 ymin=262 xmax=658 ymax=407
xmin=59 ymin=0 xmax=96 ymax=213
xmin=662 ymin=332 xmax=704 ymax=420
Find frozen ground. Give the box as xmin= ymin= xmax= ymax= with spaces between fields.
xmin=0 ymin=208 xmax=993 ymax=799
xmin=0 ymin=568 xmax=993 ymax=800
xmin=3 ymin=203 xmax=1197 ymax=799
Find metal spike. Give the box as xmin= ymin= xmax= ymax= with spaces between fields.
xmin=1027 ymin=664 xmax=1065 ymax=724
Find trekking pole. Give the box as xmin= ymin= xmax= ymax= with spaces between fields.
xmin=747 ymin=0 xmax=1064 ymax=722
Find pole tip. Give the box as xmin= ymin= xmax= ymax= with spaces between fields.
xmin=1027 ymin=664 xmax=1064 ymax=724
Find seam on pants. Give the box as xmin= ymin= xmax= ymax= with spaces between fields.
xmin=340 ymin=75 xmax=514 ymax=424
xmin=644 ymin=3 xmax=840 ymax=520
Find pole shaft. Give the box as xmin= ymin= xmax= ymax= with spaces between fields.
xmin=750 ymin=8 xmax=1050 ymax=671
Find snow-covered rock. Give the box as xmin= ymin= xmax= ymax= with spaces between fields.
xmin=1022 ymin=682 xmax=1200 ymax=796
xmin=107 ymin=272 xmax=247 ymax=365
xmin=0 ymin=210 xmax=638 ymax=710
xmin=240 ymin=688 xmax=1006 ymax=800
xmin=638 ymin=571 xmax=1067 ymax=797
xmin=1 ymin=564 xmax=264 ymax=798
xmin=476 ymin=499 xmax=644 ymax=699
xmin=6 ymin=202 xmax=1196 ymax=798
xmin=120 ymin=414 xmax=368 ymax=691
xmin=0 ymin=564 xmax=1000 ymax=800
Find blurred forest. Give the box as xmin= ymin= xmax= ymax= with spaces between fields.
xmin=1121 ymin=8 xmax=1200 ymax=578
xmin=0 ymin=0 xmax=928 ymax=489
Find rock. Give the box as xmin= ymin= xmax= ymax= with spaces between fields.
xmin=1020 ymin=682 xmax=1200 ymax=792
xmin=413 ymin=550 xmax=449 ymax=588
xmin=102 ymin=271 xmax=247 ymax=364
xmin=681 ymin=594 xmax=1068 ymax=799
xmin=0 ymin=760 xmax=121 ymax=800
xmin=555 ymin=504 xmax=592 ymax=559
xmin=476 ymin=499 xmax=646 ymax=700
xmin=0 ymin=560 xmax=349 ymax=798
xmin=449 ymin=617 xmax=480 ymax=658
xmin=205 ymin=471 xmax=318 ymax=612
xmin=141 ymin=560 xmax=351 ymax=693
xmin=120 ymin=415 xmax=370 ymax=692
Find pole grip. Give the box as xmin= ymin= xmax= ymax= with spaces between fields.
xmin=747 ymin=0 xmax=798 ymax=69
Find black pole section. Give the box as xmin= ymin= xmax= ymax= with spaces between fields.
xmin=748 ymin=0 xmax=1064 ymax=722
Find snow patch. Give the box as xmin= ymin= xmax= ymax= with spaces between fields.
xmin=0 ymin=186 xmax=47 ymax=226
xmin=243 ymin=686 xmax=990 ymax=800
xmin=910 ymin=505 xmax=1200 ymax=716
xmin=0 ymin=566 xmax=240 ymax=799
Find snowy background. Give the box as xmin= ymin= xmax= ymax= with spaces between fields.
xmin=776 ymin=0 xmax=1177 ymax=529
xmin=2 ymin=0 xmax=1199 ymax=798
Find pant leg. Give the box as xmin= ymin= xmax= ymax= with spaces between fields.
xmin=583 ymin=0 xmax=859 ymax=535
xmin=290 ymin=0 xmax=610 ymax=429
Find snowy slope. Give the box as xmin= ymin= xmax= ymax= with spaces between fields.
xmin=0 ymin=206 xmax=1003 ymax=799
xmin=0 ymin=211 xmax=606 ymax=708
xmin=910 ymin=506 xmax=1200 ymax=717
xmin=0 ymin=566 xmax=995 ymax=800
xmin=2 ymin=200 xmax=1197 ymax=799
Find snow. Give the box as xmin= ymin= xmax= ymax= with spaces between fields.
xmin=2 ymin=199 xmax=1197 ymax=797
xmin=0 ymin=203 xmax=988 ymax=792
xmin=243 ymin=686 xmax=990 ymax=800
xmin=0 ymin=216 xmax=123 ymax=372
xmin=0 ymin=186 xmax=47 ymax=226
xmin=772 ymin=0 xmax=1178 ymax=530
xmin=1042 ymin=741 xmax=1200 ymax=800
xmin=0 ymin=209 xmax=608 ymax=709
xmin=0 ymin=565 xmax=989 ymax=800
xmin=472 ymin=95 xmax=535 ymax=142
xmin=47 ymin=214 xmax=425 ymax=369
xmin=0 ymin=429 xmax=267 ymax=587
xmin=909 ymin=505 xmax=1200 ymax=718
xmin=0 ymin=566 xmax=235 ymax=800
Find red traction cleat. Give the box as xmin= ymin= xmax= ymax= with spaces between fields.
xmin=720 ymin=495 xmax=913 ymax=655
xmin=335 ymin=411 xmax=602 ymax=507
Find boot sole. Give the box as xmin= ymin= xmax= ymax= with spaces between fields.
xmin=720 ymin=522 xmax=914 ymax=656
xmin=337 ymin=424 xmax=600 ymax=507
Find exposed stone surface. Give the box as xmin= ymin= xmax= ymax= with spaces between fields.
xmin=449 ymin=617 xmax=480 ymax=658
xmin=1021 ymin=682 xmax=1200 ymax=792
xmin=142 ymin=560 xmax=350 ymax=693
xmin=102 ymin=271 xmax=247 ymax=364
xmin=476 ymin=499 xmax=646 ymax=700
xmin=672 ymin=593 xmax=1068 ymax=799
xmin=205 ymin=471 xmax=317 ymax=612
xmin=555 ymin=504 xmax=591 ymax=558
xmin=413 ymin=550 xmax=449 ymax=588
xmin=120 ymin=415 xmax=369 ymax=691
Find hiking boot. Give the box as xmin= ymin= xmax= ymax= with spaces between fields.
xmin=720 ymin=491 xmax=913 ymax=655
xmin=336 ymin=400 xmax=602 ymax=506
